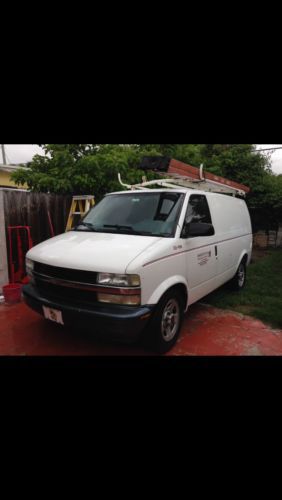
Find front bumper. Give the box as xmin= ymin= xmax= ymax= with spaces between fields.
xmin=22 ymin=284 xmax=154 ymax=342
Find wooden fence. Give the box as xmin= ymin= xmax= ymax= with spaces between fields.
xmin=253 ymin=229 xmax=282 ymax=249
xmin=0 ymin=189 xmax=72 ymax=290
xmin=3 ymin=190 xmax=72 ymax=247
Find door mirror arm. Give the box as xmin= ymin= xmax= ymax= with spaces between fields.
xmin=181 ymin=222 xmax=190 ymax=239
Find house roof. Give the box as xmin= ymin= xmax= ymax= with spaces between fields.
xmin=0 ymin=164 xmax=29 ymax=172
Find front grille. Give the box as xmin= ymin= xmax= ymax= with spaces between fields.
xmin=33 ymin=262 xmax=97 ymax=284
xmin=33 ymin=262 xmax=98 ymax=306
xmin=36 ymin=280 xmax=97 ymax=306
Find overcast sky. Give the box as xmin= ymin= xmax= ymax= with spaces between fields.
xmin=1 ymin=144 xmax=282 ymax=174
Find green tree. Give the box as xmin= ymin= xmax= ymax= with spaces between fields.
xmin=137 ymin=144 xmax=203 ymax=166
xmin=11 ymin=144 xmax=281 ymax=224
xmin=197 ymin=144 xmax=270 ymax=180
xmin=11 ymin=144 xmax=159 ymax=200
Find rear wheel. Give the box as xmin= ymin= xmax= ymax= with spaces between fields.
xmin=230 ymin=260 xmax=246 ymax=290
xmin=145 ymin=288 xmax=185 ymax=354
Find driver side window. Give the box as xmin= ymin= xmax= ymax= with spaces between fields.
xmin=184 ymin=195 xmax=212 ymax=225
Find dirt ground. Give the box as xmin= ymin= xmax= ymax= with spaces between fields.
xmin=1 ymin=299 xmax=282 ymax=356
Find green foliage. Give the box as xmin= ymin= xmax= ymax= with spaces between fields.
xmin=12 ymin=144 xmax=159 ymax=200
xmin=11 ymin=144 xmax=282 ymax=221
xmin=250 ymin=173 xmax=282 ymax=210
xmin=200 ymin=144 xmax=272 ymax=182
xmin=197 ymin=145 xmax=279 ymax=216
xmin=137 ymin=144 xmax=203 ymax=166
xmin=203 ymin=249 xmax=282 ymax=329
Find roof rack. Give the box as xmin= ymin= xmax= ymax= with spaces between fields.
xmin=118 ymin=160 xmax=250 ymax=198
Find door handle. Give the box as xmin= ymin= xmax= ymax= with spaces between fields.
xmin=215 ymin=245 xmax=218 ymax=257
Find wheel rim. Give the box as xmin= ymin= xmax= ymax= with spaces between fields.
xmin=161 ymin=298 xmax=180 ymax=342
xmin=238 ymin=264 xmax=245 ymax=287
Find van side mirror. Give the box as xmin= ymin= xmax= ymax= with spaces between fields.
xmin=181 ymin=222 xmax=215 ymax=238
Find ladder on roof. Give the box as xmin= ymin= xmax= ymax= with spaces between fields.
xmin=118 ymin=165 xmax=249 ymax=197
xmin=65 ymin=195 xmax=95 ymax=231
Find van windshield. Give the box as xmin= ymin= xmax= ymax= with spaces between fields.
xmin=75 ymin=192 xmax=185 ymax=237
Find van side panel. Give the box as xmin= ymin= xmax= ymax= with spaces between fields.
xmin=186 ymin=194 xmax=252 ymax=305
xmin=208 ymin=194 xmax=252 ymax=277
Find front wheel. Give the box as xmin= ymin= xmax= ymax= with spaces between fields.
xmin=145 ymin=289 xmax=184 ymax=354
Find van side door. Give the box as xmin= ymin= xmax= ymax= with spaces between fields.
xmin=180 ymin=194 xmax=217 ymax=304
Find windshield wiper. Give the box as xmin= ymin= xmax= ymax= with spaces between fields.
xmin=102 ymin=225 xmax=172 ymax=237
xmin=138 ymin=231 xmax=171 ymax=237
xmin=103 ymin=224 xmax=135 ymax=232
xmin=74 ymin=222 xmax=98 ymax=231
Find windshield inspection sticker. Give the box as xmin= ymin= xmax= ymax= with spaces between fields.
xmin=197 ymin=251 xmax=211 ymax=266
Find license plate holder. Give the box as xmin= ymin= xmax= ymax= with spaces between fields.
xmin=43 ymin=306 xmax=64 ymax=325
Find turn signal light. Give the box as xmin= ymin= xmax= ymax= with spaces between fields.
xmin=97 ymin=293 xmax=140 ymax=306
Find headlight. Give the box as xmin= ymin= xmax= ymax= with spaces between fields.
xmin=26 ymin=258 xmax=34 ymax=276
xmin=97 ymin=273 xmax=140 ymax=287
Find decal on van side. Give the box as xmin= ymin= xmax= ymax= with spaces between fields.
xmin=197 ymin=251 xmax=211 ymax=266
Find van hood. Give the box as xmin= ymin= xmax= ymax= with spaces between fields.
xmin=27 ymin=231 xmax=162 ymax=274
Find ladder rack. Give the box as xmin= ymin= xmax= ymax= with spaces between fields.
xmin=118 ymin=170 xmax=248 ymax=197
xmin=126 ymin=156 xmax=251 ymax=197
xmin=156 ymin=172 xmax=247 ymax=196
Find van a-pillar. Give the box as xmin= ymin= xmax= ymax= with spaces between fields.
xmin=0 ymin=190 xmax=9 ymax=293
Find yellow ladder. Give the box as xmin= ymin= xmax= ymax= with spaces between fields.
xmin=65 ymin=195 xmax=95 ymax=231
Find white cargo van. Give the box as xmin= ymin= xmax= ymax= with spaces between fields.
xmin=23 ymin=176 xmax=252 ymax=353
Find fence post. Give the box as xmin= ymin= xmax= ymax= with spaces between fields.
xmin=0 ymin=190 xmax=9 ymax=293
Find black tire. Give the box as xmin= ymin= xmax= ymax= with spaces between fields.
xmin=144 ymin=288 xmax=185 ymax=354
xmin=230 ymin=260 xmax=247 ymax=291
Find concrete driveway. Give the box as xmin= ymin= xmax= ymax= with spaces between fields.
xmin=1 ymin=300 xmax=282 ymax=356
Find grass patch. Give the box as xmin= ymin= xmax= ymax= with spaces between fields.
xmin=202 ymin=248 xmax=282 ymax=329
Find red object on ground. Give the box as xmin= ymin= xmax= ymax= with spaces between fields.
xmin=2 ymin=284 xmax=22 ymax=304
xmin=8 ymin=226 xmax=33 ymax=283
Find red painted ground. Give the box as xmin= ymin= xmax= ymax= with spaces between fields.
xmin=0 ymin=300 xmax=282 ymax=356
